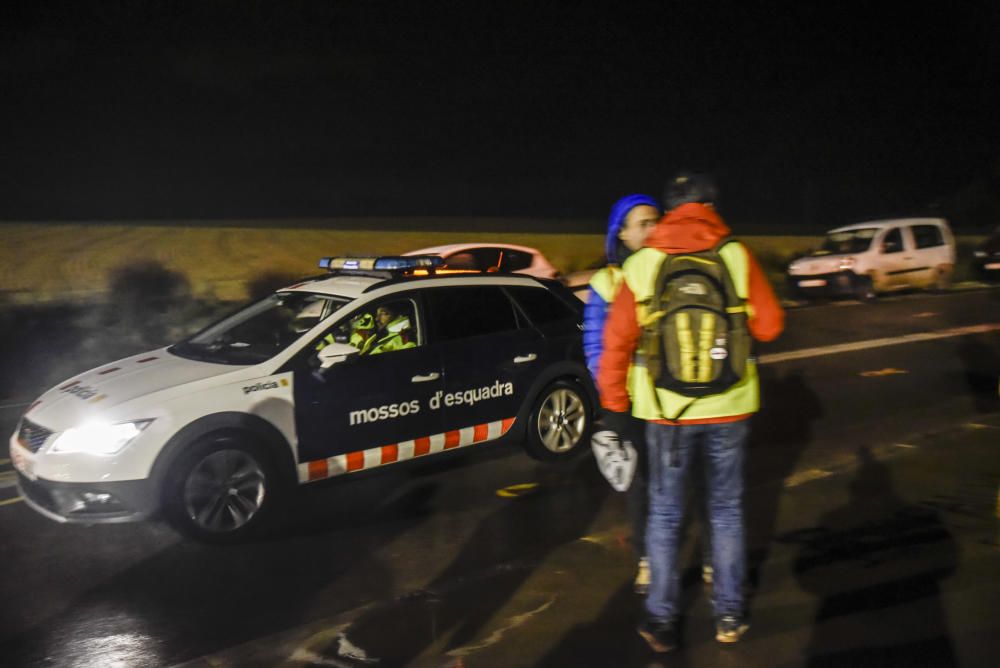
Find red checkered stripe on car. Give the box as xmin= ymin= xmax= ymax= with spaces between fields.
xmin=299 ymin=417 xmax=517 ymax=482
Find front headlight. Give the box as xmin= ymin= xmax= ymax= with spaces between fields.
xmin=50 ymin=420 xmax=153 ymax=456
xmin=974 ymin=250 xmax=987 ymax=258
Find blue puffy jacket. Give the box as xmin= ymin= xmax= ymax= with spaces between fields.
xmin=583 ymin=194 xmax=660 ymax=380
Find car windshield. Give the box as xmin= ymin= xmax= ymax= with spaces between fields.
xmin=170 ymin=292 xmax=349 ymax=365
xmin=816 ymin=228 xmax=878 ymax=255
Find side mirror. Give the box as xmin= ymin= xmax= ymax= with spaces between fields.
xmin=317 ymin=342 xmax=360 ymax=370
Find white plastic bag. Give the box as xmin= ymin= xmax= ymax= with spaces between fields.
xmin=590 ymin=429 xmax=637 ymax=492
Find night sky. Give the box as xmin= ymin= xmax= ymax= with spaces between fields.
xmin=2 ymin=1 xmax=998 ymax=227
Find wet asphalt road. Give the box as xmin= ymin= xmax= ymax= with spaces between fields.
xmin=0 ymin=287 xmax=998 ymax=667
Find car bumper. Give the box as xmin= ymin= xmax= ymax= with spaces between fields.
xmin=975 ymin=259 xmax=1000 ymax=277
xmin=787 ymin=271 xmax=858 ymax=296
xmin=16 ymin=472 xmax=157 ymax=524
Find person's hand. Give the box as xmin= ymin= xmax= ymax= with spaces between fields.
xmin=600 ymin=409 xmax=633 ymax=441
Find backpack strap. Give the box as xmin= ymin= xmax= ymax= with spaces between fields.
xmin=712 ymin=237 xmax=748 ymax=311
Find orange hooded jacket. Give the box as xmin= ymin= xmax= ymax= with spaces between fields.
xmin=597 ymin=202 xmax=785 ymax=424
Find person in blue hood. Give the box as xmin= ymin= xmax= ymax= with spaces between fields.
xmin=584 ymin=193 xmax=660 ymax=593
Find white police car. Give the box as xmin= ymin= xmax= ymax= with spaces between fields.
xmin=10 ymin=256 xmax=595 ymax=542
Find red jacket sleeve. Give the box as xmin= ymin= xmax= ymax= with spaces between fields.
xmin=745 ymin=248 xmax=785 ymax=342
xmin=596 ymin=281 xmax=641 ymax=412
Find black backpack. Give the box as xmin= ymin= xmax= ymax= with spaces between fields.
xmin=639 ymin=238 xmax=750 ymax=400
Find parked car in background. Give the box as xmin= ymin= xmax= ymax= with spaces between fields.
xmin=404 ymin=243 xmax=559 ymax=279
xmin=787 ymin=218 xmax=955 ymax=301
xmin=973 ymin=226 xmax=1000 ymax=280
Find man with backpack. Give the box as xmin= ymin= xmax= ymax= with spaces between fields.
xmin=597 ymin=172 xmax=784 ymax=652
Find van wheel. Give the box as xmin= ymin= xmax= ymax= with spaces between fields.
xmin=523 ymin=380 xmax=591 ymax=461
xmin=853 ymin=275 xmax=876 ymax=302
xmin=164 ymin=434 xmax=278 ymax=543
xmin=932 ymin=266 xmax=952 ymax=293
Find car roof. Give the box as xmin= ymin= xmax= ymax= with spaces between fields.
xmin=829 ymin=217 xmax=949 ymax=233
xmin=279 ymin=271 xmax=549 ymax=300
xmin=403 ymin=243 xmax=541 ymax=255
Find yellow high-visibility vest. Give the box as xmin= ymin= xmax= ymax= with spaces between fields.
xmin=588 ymin=266 xmax=624 ymax=303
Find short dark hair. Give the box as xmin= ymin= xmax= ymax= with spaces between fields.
xmin=664 ymin=171 xmax=719 ymax=209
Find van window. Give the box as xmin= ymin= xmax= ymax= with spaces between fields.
xmin=881 ymin=228 xmax=904 ymax=254
xmin=819 ymin=228 xmax=878 ymax=255
xmin=911 ymin=224 xmax=944 ymax=249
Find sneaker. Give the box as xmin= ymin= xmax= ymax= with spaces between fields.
xmin=634 ymin=557 xmax=650 ymax=594
xmin=702 ymin=564 xmax=713 ymax=585
xmin=715 ymin=615 xmax=749 ymax=643
xmin=638 ymin=618 xmax=678 ymax=653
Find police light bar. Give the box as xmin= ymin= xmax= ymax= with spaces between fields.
xmin=319 ymin=255 xmax=445 ymax=272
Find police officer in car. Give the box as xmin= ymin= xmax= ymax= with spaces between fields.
xmin=361 ymin=305 xmax=416 ymax=355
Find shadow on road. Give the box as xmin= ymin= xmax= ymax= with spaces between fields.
xmin=744 ymin=368 xmax=824 ymax=603
xmin=319 ymin=454 xmax=611 ymax=666
xmin=955 ymin=333 xmax=1000 ymax=414
xmin=781 ymin=446 xmax=959 ymax=667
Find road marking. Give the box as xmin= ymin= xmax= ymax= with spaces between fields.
xmin=0 ymin=497 xmax=23 ymax=507
xmin=914 ymin=312 xmax=938 ymax=318
xmin=496 ymin=483 xmax=540 ymax=498
xmin=893 ymin=443 xmax=918 ymax=449
xmin=0 ymin=471 xmax=17 ymax=490
xmin=784 ymin=468 xmax=832 ymax=488
xmin=859 ymin=368 xmax=908 ymax=377
xmin=0 ymin=458 xmax=9 ymax=465
xmin=0 ymin=402 xmax=30 ymax=412
xmin=759 ymin=323 xmax=1000 ymax=365
xmin=967 ymin=422 xmax=1000 ymax=430
xmin=447 ymin=597 xmax=556 ymax=659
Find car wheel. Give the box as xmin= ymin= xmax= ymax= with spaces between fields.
xmin=164 ymin=434 xmax=278 ymax=543
xmin=853 ymin=274 xmax=876 ymax=302
xmin=523 ymin=379 xmax=591 ymax=461
xmin=931 ymin=266 xmax=952 ymax=293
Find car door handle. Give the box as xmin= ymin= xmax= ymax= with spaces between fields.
xmin=411 ymin=372 xmax=440 ymax=383
xmin=513 ymin=353 xmax=537 ymax=364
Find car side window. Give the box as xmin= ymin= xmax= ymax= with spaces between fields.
xmin=446 ymin=248 xmax=502 ymax=272
xmin=423 ymin=286 xmax=519 ymax=342
xmin=500 ymin=249 xmax=533 ymax=272
xmin=319 ymin=298 xmax=421 ymax=356
xmin=505 ymin=285 xmax=577 ymax=326
xmin=881 ymin=228 xmax=904 ymax=254
xmin=911 ymin=225 xmax=944 ymax=249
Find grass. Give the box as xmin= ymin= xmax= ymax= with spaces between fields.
xmin=0 ymin=222 xmax=986 ymax=302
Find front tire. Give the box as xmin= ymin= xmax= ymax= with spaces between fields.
xmin=163 ymin=433 xmax=278 ymax=543
xmin=523 ymin=379 xmax=591 ymax=461
xmin=853 ymin=274 xmax=876 ymax=302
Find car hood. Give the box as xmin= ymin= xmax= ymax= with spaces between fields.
xmin=23 ymin=348 xmax=243 ymax=432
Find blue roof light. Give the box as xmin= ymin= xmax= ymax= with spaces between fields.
xmin=318 ymin=255 xmax=444 ymax=272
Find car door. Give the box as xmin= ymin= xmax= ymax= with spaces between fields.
xmin=876 ymin=226 xmax=915 ymax=289
xmin=291 ymin=294 xmax=444 ymax=471
xmin=421 ymin=284 xmax=542 ymax=439
xmin=908 ymin=223 xmax=946 ymax=287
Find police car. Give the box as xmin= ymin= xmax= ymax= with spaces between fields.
xmin=9 ymin=256 xmax=595 ymax=542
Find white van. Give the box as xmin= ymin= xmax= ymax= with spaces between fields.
xmin=787 ymin=218 xmax=955 ymax=300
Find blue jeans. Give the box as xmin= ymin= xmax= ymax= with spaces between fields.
xmin=644 ymin=419 xmax=748 ymax=621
